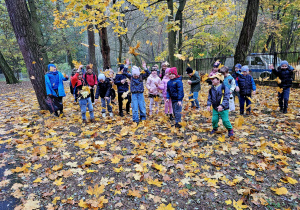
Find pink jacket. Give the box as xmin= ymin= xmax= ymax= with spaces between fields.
xmin=158 ymin=75 xmax=170 ymax=98
xmin=209 ymin=70 xmax=218 ymax=77
xmin=146 ymin=74 xmax=161 ymax=95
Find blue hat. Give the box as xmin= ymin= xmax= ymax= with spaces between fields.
xmin=119 ymin=64 xmax=125 ymax=70
xmin=48 ymin=64 xmax=56 ymax=71
xmin=280 ymin=60 xmax=289 ymax=67
xmin=241 ymin=65 xmax=249 ymax=72
xmin=213 ymin=61 xmax=221 ymax=68
xmin=235 ymin=64 xmax=242 ymax=69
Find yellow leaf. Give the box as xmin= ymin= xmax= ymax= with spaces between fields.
xmin=128 ymin=189 xmax=141 ymax=198
xmin=201 ymin=164 xmax=210 ymax=170
xmin=271 ymin=187 xmax=288 ymax=195
xmin=78 ymin=199 xmax=89 ymax=208
xmin=218 ymin=135 xmax=225 ymax=142
xmin=32 ymin=61 xmax=36 ymax=64
xmin=156 ymin=203 xmax=175 ymax=210
xmin=52 ymin=163 xmax=63 ymax=171
xmin=111 ymin=156 xmax=121 ymax=164
xmin=33 ymin=177 xmax=42 ymax=183
xmin=33 ymin=164 xmax=42 ymax=170
xmin=225 ymin=199 xmax=232 ymax=205
xmin=233 ymin=199 xmax=248 ymax=209
xmin=245 ymin=170 xmax=255 ymax=176
xmin=54 ymin=178 xmax=64 ymax=186
xmin=114 ymin=166 xmax=123 ymax=173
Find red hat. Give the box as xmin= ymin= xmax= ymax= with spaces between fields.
xmin=169 ymin=67 xmax=179 ymax=77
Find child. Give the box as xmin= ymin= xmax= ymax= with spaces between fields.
xmin=206 ymin=73 xmax=233 ymax=137
xmin=207 ymin=61 xmax=221 ymax=85
xmin=71 ymin=70 xmax=95 ymax=123
xmin=166 ymin=67 xmax=184 ymax=128
xmin=124 ymin=63 xmax=150 ymax=124
xmin=219 ymin=66 xmax=236 ymax=111
xmin=95 ymin=73 xmax=113 ymax=117
xmin=235 ymin=66 xmax=256 ymax=115
xmin=158 ymin=68 xmax=173 ymax=119
xmin=271 ymin=60 xmax=295 ymax=113
xmin=231 ymin=64 xmax=242 ymax=102
xmin=146 ymin=67 xmax=161 ymax=115
xmin=45 ymin=64 xmax=69 ymax=117
xmin=186 ymin=67 xmax=201 ymax=110
xmin=114 ymin=60 xmax=131 ymax=117
xmin=83 ymin=65 xmax=98 ymax=104
xmin=104 ymin=68 xmax=116 ymax=104
xmin=159 ymin=61 xmax=168 ymax=79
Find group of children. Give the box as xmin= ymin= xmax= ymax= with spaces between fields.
xmin=45 ymin=59 xmax=295 ymax=137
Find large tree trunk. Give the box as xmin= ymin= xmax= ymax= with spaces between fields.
xmin=167 ymin=0 xmax=175 ymax=67
xmin=87 ymin=24 xmax=98 ymax=73
xmin=27 ymin=0 xmax=49 ymax=72
xmin=0 ymin=51 xmax=19 ymax=84
xmin=234 ymin=0 xmax=260 ymax=65
xmin=97 ymin=25 xmax=111 ymax=69
xmin=5 ymin=0 xmax=47 ymax=109
xmin=175 ymin=0 xmax=186 ymax=75
xmin=118 ymin=36 xmax=122 ymax=64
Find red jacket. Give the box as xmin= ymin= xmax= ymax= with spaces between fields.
xmin=84 ymin=73 xmax=98 ymax=86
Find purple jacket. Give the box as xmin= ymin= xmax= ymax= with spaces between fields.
xmin=158 ymin=75 xmax=170 ymax=98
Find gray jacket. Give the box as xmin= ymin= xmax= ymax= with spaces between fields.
xmin=189 ymin=71 xmax=201 ymax=92
xmin=207 ymin=83 xmax=230 ymax=111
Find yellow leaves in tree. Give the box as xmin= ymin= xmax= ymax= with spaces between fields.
xmin=128 ymin=41 xmax=141 ymax=56
xmin=271 ymin=187 xmax=288 ymax=195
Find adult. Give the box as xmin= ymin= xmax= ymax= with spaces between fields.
xmin=83 ymin=65 xmax=98 ymax=104
xmin=45 ymin=64 xmax=69 ymax=116
xmin=159 ymin=61 xmax=168 ymax=79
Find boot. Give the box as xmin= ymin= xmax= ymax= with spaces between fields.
xmin=175 ymin=123 xmax=182 ymax=128
xmin=82 ymin=119 xmax=87 ymax=124
xmin=169 ymin=114 xmax=174 ymax=121
xmin=279 ymin=100 xmax=283 ymax=112
xmin=90 ymin=119 xmax=96 ymax=123
xmin=228 ymin=129 xmax=234 ymax=137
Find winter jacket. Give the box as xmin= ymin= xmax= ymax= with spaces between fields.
xmin=272 ymin=66 xmax=294 ymax=88
xmin=84 ymin=73 xmax=98 ymax=86
xmin=114 ymin=67 xmax=129 ymax=93
xmin=236 ymin=74 xmax=256 ymax=96
xmin=189 ymin=70 xmax=201 ymax=92
xmin=167 ymin=77 xmax=184 ymax=102
xmin=207 ymin=83 xmax=230 ymax=111
xmin=125 ymin=69 xmax=151 ymax=93
xmin=71 ymin=73 xmax=90 ymax=99
xmin=158 ymin=75 xmax=170 ymax=98
xmin=95 ymin=78 xmax=112 ymax=99
xmin=223 ymin=74 xmax=236 ymax=93
xmin=45 ymin=71 xmax=68 ymax=97
xmin=146 ymin=74 xmax=161 ymax=95
xmin=231 ymin=71 xmax=241 ymax=79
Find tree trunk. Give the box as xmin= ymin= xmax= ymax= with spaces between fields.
xmin=5 ymin=0 xmax=47 ymax=109
xmin=97 ymin=25 xmax=111 ymax=69
xmin=175 ymin=0 xmax=186 ymax=75
xmin=234 ymin=0 xmax=260 ymax=65
xmin=27 ymin=0 xmax=49 ymax=72
xmin=0 ymin=51 xmax=19 ymax=84
xmin=118 ymin=36 xmax=122 ymax=64
xmin=167 ymin=0 xmax=175 ymax=67
xmin=87 ymin=24 xmax=98 ymax=73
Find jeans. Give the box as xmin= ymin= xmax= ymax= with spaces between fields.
xmin=189 ymin=91 xmax=200 ymax=108
xmin=118 ymin=92 xmax=131 ymax=114
xmin=101 ymin=98 xmax=112 ymax=113
xmin=278 ymin=87 xmax=290 ymax=110
xmin=212 ymin=109 xmax=232 ymax=130
xmin=79 ymin=97 xmax=94 ymax=120
xmin=239 ymin=94 xmax=251 ymax=114
xmin=172 ymin=101 xmax=182 ymax=123
xmin=131 ymin=93 xmax=146 ymax=122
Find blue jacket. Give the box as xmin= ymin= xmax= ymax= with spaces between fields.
xmin=167 ymin=77 xmax=184 ymax=102
xmin=207 ymin=83 xmax=230 ymax=110
xmin=45 ymin=71 xmax=68 ymax=97
xmin=272 ymin=66 xmax=294 ymax=88
xmin=232 ymin=70 xmax=241 ymax=79
xmin=114 ymin=67 xmax=129 ymax=93
xmin=124 ymin=69 xmax=150 ymax=93
xmin=236 ymin=74 xmax=256 ymax=95
xmin=223 ymin=74 xmax=235 ymax=92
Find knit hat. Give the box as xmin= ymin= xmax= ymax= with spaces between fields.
xmin=48 ymin=64 xmax=56 ymax=71
xmin=151 ymin=66 xmax=157 ymax=71
xmin=213 ymin=61 xmax=221 ymax=68
xmin=208 ymin=73 xmax=224 ymax=81
xmin=119 ymin=64 xmax=125 ymax=71
xmin=241 ymin=65 xmax=249 ymax=72
xmin=132 ymin=66 xmax=140 ymax=76
xmin=165 ymin=68 xmax=170 ymax=74
xmin=280 ymin=60 xmax=289 ymax=67
xmin=98 ymin=73 xmax=105 ymax=81
xmin=86 ymin=65 xmax=92 ymax=70
xmin=186 ymin=67 xmax=193 ymax=74
xmin=169 ymin=67 xmax=179 ymax=77
xmin=235 ymin=64 xmax=242 ymax=69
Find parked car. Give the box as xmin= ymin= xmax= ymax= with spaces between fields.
xmin=224 ymin=54 xmax=282 ymax=79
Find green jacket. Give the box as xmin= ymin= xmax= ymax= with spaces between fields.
xmin=189 ymin=71 xmax=201 ymax=92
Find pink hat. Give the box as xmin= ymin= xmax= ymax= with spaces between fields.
xmin=165 ymin=68 xmax=171 ymax=74
xmin=169 ymin=67 xmax=179 ymax=77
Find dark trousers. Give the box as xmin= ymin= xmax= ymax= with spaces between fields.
xmin=90 ymin=87 xmax=95 ymax=103
xmin=118 ymin=92 xmax=131 ymax=114
xmin=239 ymin=94 xmax=251 ymax=114
xmin=278 ymin=87 xmax=290 ymax=110
xmin=172 ymin=101 xmax=182 ymax=123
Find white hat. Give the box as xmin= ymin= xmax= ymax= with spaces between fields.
xmin=98 ymin=73 xmax=105 ymax=81
xmin=132 ymin=66 xmax=140 ymax=76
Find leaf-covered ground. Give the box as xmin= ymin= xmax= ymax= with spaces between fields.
xmin=0 ymin=81 xmax=299 ymax=210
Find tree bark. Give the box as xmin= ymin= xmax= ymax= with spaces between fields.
xmin=87 ymin=24 xmax=98 ymax=73
xmin=175 ymin=0 xmax=186 ymax=75
xmin=97 ymin=25 xmax=111 ymax=69
xmin=118 ymin=36 xmax=123 ymax=64
xmin=0 ymin=51 xmax=19 ymax=84
xmin=234 ymin=0 xmax=260 ymax=65
xmin=167 ymin=0 xmax=175 ymax=67
xmin=27 ymin=0 xmax=49 ymax=72
xmin=5 ymin=0 xmax=47 ymax=109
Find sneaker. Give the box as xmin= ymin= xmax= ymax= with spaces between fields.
xmin=210 ymin=129 xmax=218 ymax=135
xmin=90 ymin=119 xmax=96 ymax=123
xmin=169 ymin=114 xmax=174 ymax=121
xmin=119 ymin=112 xmax=124 ymax=117
xmin=228 ymin=129 xmax=234 ymax=137
xmin=280 ymin=107 xmax=283 ymax=112
xmin=175 ymin=123 xmax=182 ymax=128
xmin=102 ymin=113 xmax=106 ymax=117
xmin=109 ymin=112 xmax=113 ymax=117
xmin=82 ymin=119 xmax=87 ymax=124
xmin=283 ymin=109 xmax=287 ymax=114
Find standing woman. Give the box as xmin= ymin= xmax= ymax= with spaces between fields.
xmin=45 ymin=64 xmax=69 ymax=116
xmin=159 ymin=61 xmax=168 ymax=79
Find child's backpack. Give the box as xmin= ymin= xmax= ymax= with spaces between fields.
xmin=83 ymin=73 xmax=97 ymax=86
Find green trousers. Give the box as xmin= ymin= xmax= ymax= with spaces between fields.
xmin=212 ymin=109 xmax=233 ymax=130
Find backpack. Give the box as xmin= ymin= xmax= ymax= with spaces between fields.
xmin=83 ymin=73 xmax=97 ymax=86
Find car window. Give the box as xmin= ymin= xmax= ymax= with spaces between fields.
xmin=251 ymin=57 xmax=263 ymax=65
